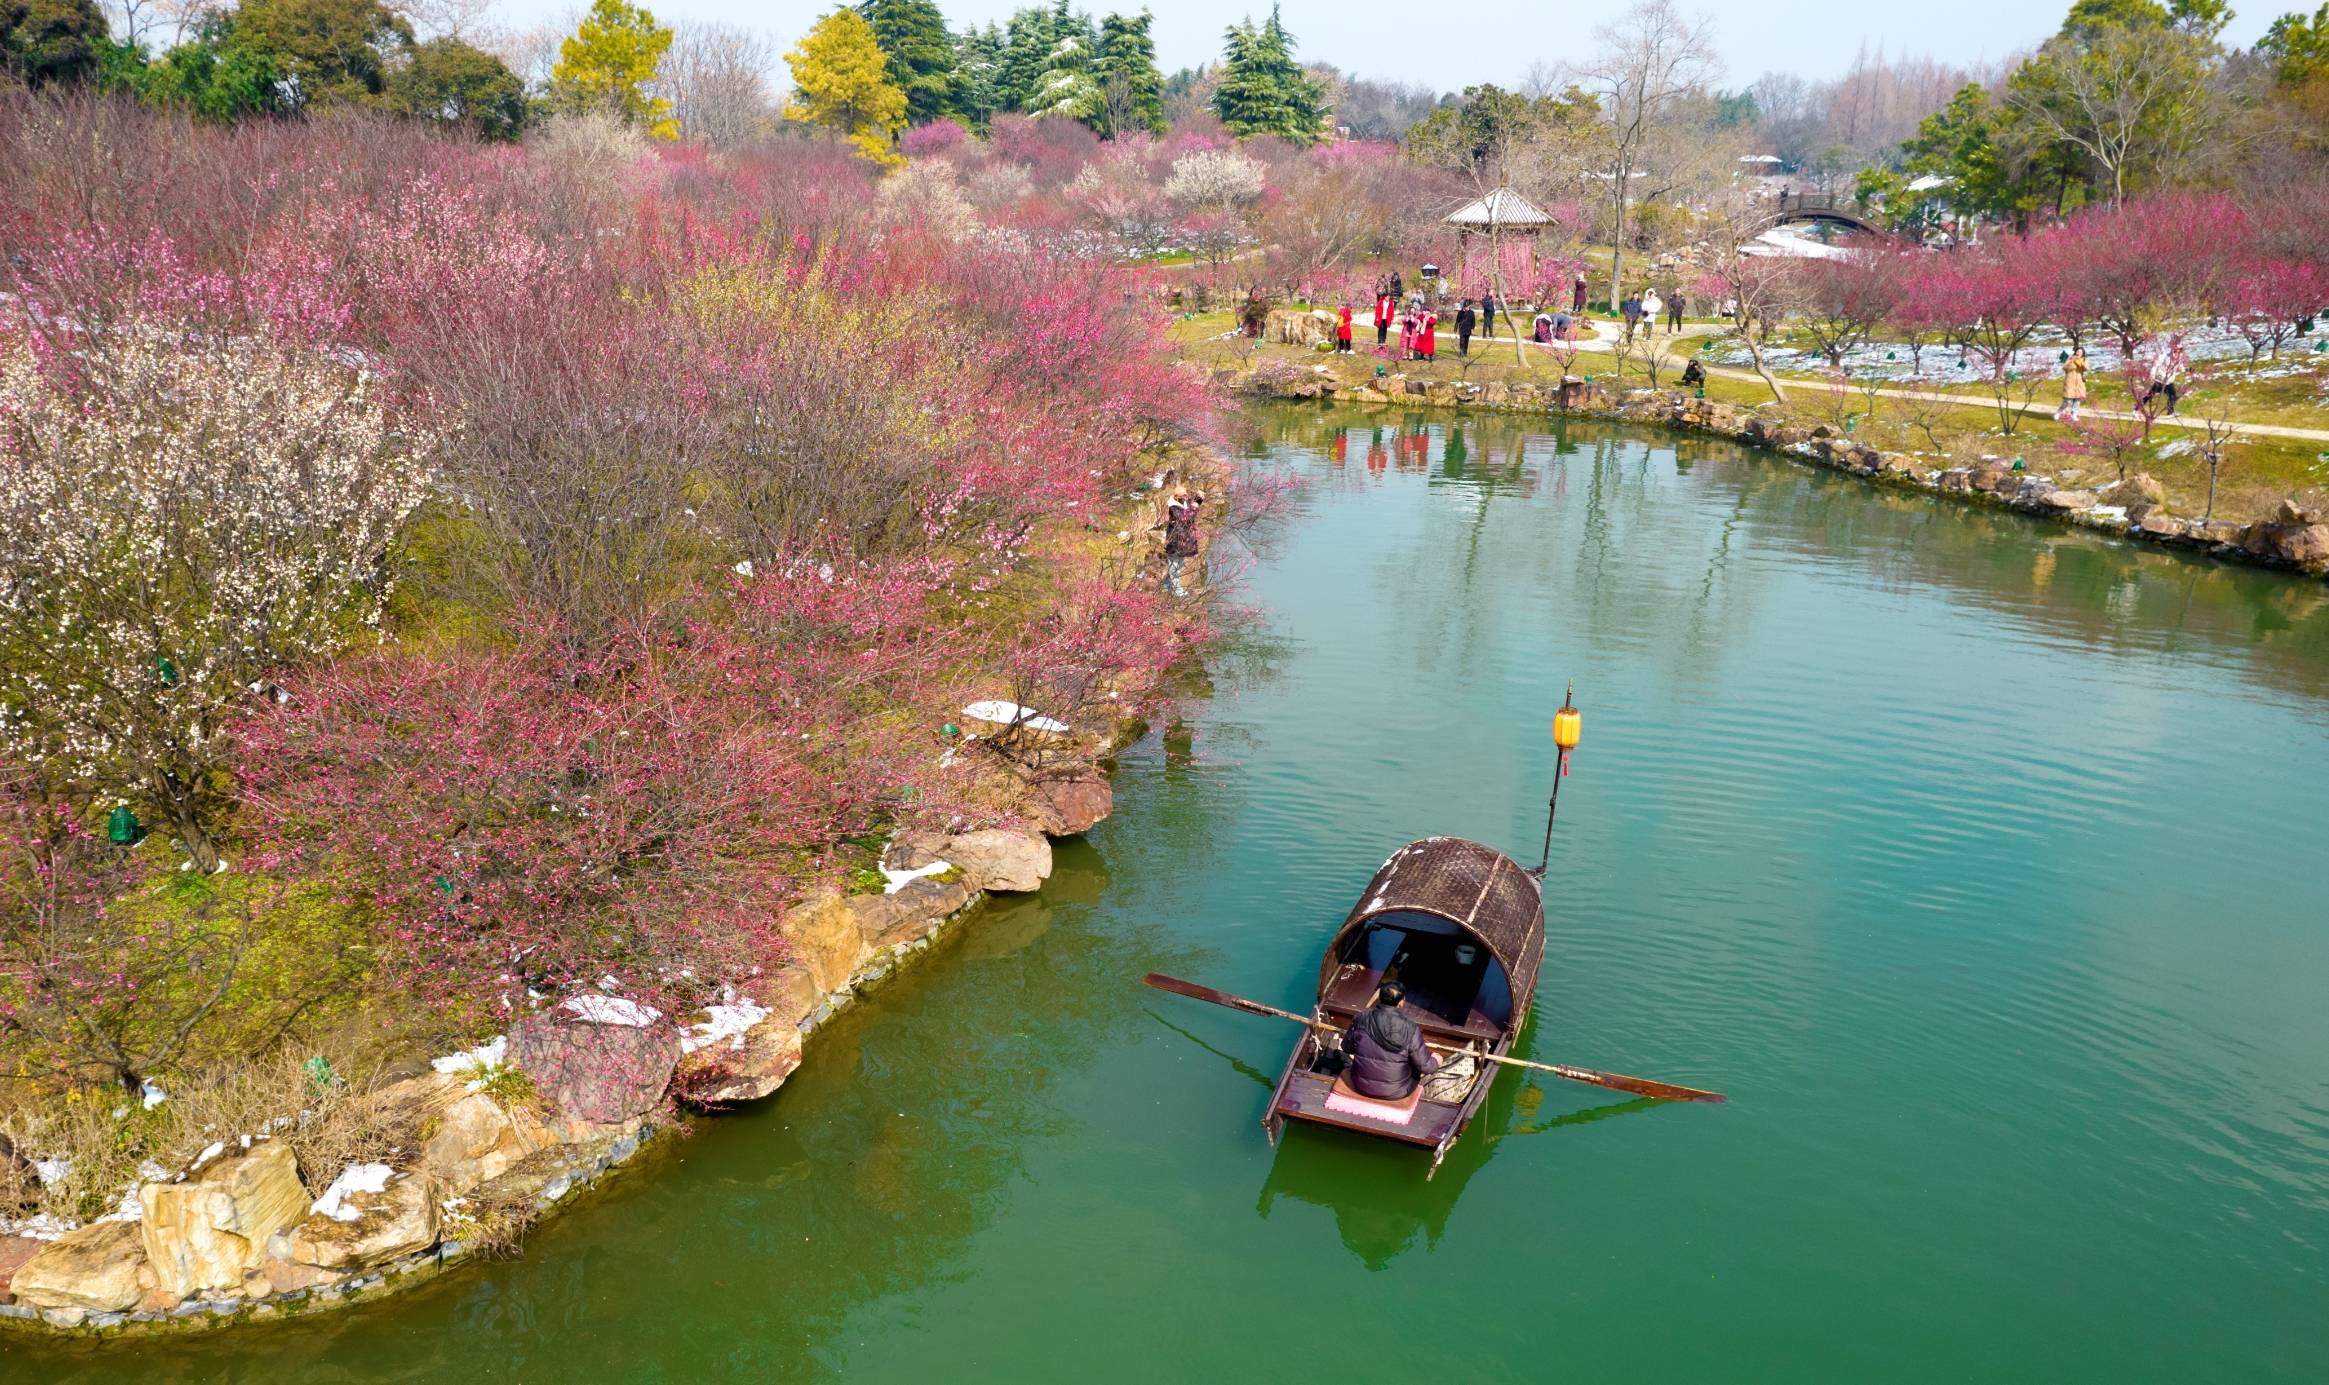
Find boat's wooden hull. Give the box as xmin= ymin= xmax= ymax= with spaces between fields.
xmin=1263 ymin=1003 xmax=1530 ymax=1176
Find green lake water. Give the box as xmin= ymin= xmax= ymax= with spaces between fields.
xmin=10 ymin=407 xmax=2329 ymax=1383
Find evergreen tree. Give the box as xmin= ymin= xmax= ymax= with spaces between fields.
xmin=993 ymin=3 xmax=1064 ymax=111
xmin=859 ymin=0 xmax=962 ymax=126
xmin=955 ymin=21 xmax=1005 ymax=128
xmin=1026 ymin=24 xmax=1100 ymax=124
xmin=387 ymin=36 xmax=530 ymax=140
xmin=1092 ymin=9 xmax=1165 ymax=137
xmin=227 ymin=0 xmax=412 ymax=109
xmin=1210 ymin=5 xmax=1327 ymax=144
xmin=1 ymin=0 xmax=109 ymax=88
xmin=550 ymin=0 xmax=678 ymax=139
xmin=784 ymin=7 xmax=908 ymax=165
xmin=126 ymin=23 xmax=284 ymax=120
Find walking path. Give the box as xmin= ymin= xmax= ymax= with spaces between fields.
xmin=1452 ymin=323 xmax=2329 ymax=445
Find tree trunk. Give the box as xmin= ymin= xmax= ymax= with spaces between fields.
xmin=1608 ymin=189 xmax=1628 ymax=319
xmin=154 ymin=770 xmax=220 ymax=873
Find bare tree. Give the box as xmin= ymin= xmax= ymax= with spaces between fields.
xmin=391 ymin=0 xmax=495 ymax=41
xmin=1695 ymin=188 xmax=1793 ymax=403
xmin=2006 ymin=27 xmax=2214 ymax=205
xmin=663 ymin=23 xmax=779 ymax=150
xmin=1573 ymin=0 xmax=1718 ymax=312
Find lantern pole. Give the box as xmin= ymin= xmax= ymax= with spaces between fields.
xmin=1535 ymin=680 xmax=1580 ymax=876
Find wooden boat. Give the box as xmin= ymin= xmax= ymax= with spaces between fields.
xmin=1263 ymin=834 xmax=1546 ymax=1177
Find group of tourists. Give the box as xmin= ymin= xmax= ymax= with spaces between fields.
xmin=1621 ymin=289 xmax=1685 ymax=340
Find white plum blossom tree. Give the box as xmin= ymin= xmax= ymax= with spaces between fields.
xmin=0 ymin=328 xmax=437 ymax=868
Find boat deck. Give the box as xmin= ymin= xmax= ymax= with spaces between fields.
xmin=1272 ymin=1070 xmax=1464 ymax=1148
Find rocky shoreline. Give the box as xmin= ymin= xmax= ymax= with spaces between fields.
xmin=1226 ymin=360 xmax=2329 ymax=580
xmin=0 ymin=475 xmax=1212 ymax=1340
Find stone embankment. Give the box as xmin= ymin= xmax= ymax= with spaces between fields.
xmin=1228 ymin=356 xmax=2329 ymax=579
xmin=0 ymin=474 xmax=1209 ymax=1338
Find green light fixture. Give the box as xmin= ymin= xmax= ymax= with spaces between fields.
xmin=106 ymin=805 xmax=142 ymax=845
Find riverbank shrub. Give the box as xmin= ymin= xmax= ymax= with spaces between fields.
xmin=0 ymin=93 xmax=1217 ymax=1136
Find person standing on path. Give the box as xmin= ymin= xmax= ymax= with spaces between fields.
xmin=2140 ymin=338 xmax=2182 ymax=415
xmin=1641 ymin=289 xmax=1663 ymax=337
xmin=1455 ymin=299 xmax=1477 ymax=356
xmin=1374 ymin=289 xmax=1394 ymax=350
xmin=1420 ymin=306 xmax=1439 ymax=361
xmin=1480 ymin=291 xmax=1498 ymax=341
xmin=1390 ymin=271 xmax=1405 ymax=303
xmin=1621 ymin=293 xmax=1642 ymax=342
xmin=1336 ymin=303 xmax=1354 ymax=353
xmin=1666 ymin=292 xmax=1684 ymax=332
xmin=1572 ymin=271 xmax=1588 ymax=313
xmin=1161 ymin=489 xmax=1204 ymax=597
xmin=2059 ymin=347 xmax=2089 ymax=421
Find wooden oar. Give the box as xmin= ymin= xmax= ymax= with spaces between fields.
xmin=1143 ymin=972 xmax=1727 ymax=1105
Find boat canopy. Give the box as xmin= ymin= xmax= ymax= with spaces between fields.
xmin=1316 ymin=837 xmax=1546 ymax=1019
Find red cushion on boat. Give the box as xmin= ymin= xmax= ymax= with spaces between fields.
xmin=1323 ymin=1075 xmax=1424 ymax=1125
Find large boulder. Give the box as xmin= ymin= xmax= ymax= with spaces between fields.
xmin=934 ymin=829 xmax=1052 ymax=894
xmin=1029 ymin=776 xmax=1113 ymax=838
xmin=1265 ymin=308 xmax=1334 ymax=347
xmin=852 ymin=875 xmax=977 ymax=951
xmin=777 ymin=891 xmax=871 ymax=995
xmin=675 ymin=1008 xmax=806 ymax=1105
xmin=421 ymin=1091 xmax=556 ymax=1195
xmin=2275 ymin=497 xmax=2323 ymax=526
xmin=280 ymin=1169 xmax=439 ymax=1272
xmin=510 ymin=1005 xmax=683 ymax=1126
xmin=0 ymin=1233 xmax=44 ymax=1302
xmin=2099 ymin=473 xmax=2166 ymax=509
xmin=2031 ymin=488 xmax=2097 ymax=513
xmin=139 ymin=1141 xmax=307 ymax=1300
xmin=9 ymin=1220 xmax=146 ymax=1315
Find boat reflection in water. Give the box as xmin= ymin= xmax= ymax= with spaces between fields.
xmin=1151 ymin=1005 xmax=1663 ymax=1271
xmin=1252 ymin=1029 xmax=1664 ymax=1270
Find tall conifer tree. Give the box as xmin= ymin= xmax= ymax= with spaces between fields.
xmin=1211 ymin=5 xmax=1327 ymax=143
xmin=858 ymin=0 xmax=962 ymax=125
xmin=1093 ymin=9 xmax=1165 ymax=137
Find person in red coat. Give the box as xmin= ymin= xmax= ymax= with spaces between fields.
xmin=1419 ymin=309 xmax=1438 ymax=361
xmin=1374 ymin=291 xmax=1394 ymax=349
xmin=1335 ymin=304 xmax=1354 ymax=353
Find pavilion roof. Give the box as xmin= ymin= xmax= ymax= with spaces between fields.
xmin=1444 ymin=187 xmax=1555 ymax=230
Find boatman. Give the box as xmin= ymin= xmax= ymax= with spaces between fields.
xmin=1341 ymin=982 xmax=1441 ymax=1099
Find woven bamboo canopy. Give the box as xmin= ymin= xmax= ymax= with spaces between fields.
xmin=1443 ymin=187 xmax=1556 ymax=233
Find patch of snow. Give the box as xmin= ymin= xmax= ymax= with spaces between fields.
xmin=733 ymin=560 xmax=754 ymax=577
xmin=681 ymin=1002 xmax=771 ymax=1055
xmin=879 ymin=860 xmax=954 ymax=894
xmin=960 ymin=700 xmax=1070 ymax=734
xmin=33 ymin=1157 xmax=70 ymax=1187
xmin=2156 ymin=438 xmax=2195 ymax=459
xmin=0 ymin=1213 xmax=76 ymax=1242
xmin=432 ymin=1035 xmax=507 ymax=1077
xmin=188 ymin=1141 xmax=226 ymax=1174
xmin=139 ymin=1081 xmax=168 ymax=1110
xmin=562 ymin=994 xmax=663 ymax=1028
xmin=96 ymin=1185 xmax=144 ymax=1224
xmin=312 ymin=1164 xmax=396 ymax=1222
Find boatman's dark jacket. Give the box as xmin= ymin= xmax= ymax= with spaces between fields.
xmin=1342 ymin=1004 xmax=1441 ymax=1099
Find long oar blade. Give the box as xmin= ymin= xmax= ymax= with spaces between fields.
xmin=1533 ymin=1062 xmax=1726 ymax=1105
xmin=1143 ymin=972 xmax=1726 ymax=1105
xmin=1143 ymin=972 xmax=1314 ymax=1025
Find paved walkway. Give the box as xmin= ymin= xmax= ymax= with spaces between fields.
xmin=1455 ymin=323 xmax=2329 ymax=445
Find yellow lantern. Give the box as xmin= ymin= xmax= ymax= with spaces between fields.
xmin=1552 ymin=680 xmax=1581 ymax=751
xmin=1552 ymin=703 xmax=1581 ymax=751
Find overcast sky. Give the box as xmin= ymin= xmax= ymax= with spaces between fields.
xmin=485 ymin=0 xmax=2281 ymax=91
